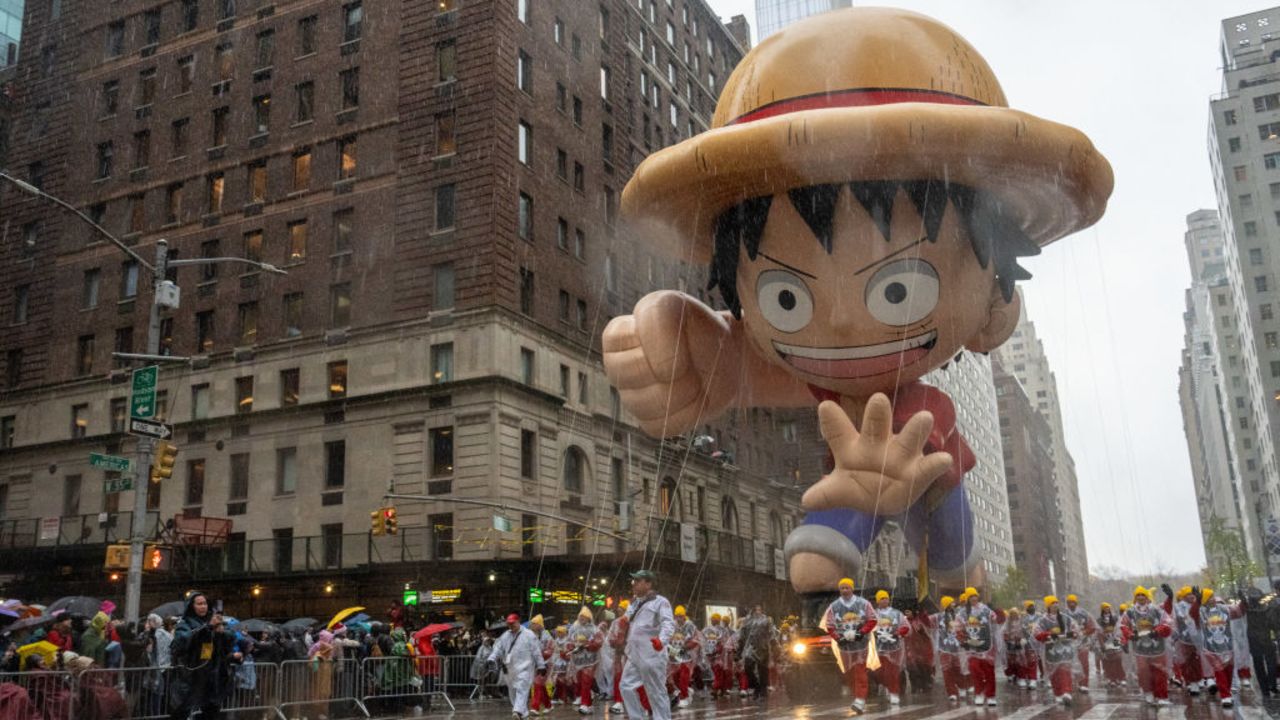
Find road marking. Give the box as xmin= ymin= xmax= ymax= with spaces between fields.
xmin=1231 ymin=706 xmax=1271 ymax=720
xmin=992 ymin=703 xmax=1054 ymax=720
xmin=1075 ymin=703 xmax=1121 ymax=720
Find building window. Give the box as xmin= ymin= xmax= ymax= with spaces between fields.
xmin=1257 ymin=94 xmax=1280 ymax=112
xmin=171 ymin=118 xmax=190 ymax=158
xmin=556 ymin=83 xmax=567 ymax=112
xmin=338 ymin=137 xmax=357 ymax=179
xmin=437 ymin=40 xmax=457 ymax=82
xmin=325 ymin=440 xmax=346 ymax=489
xmin=343 ymin=2 xmax=364 ymax=42
xmin=340 ymin=68 xmax=360 ymax=109
xmin=276 ymin=447 xmax=297 ymax=494
xmin=557 ymin=218 xmax=569 ymax=249
xmin=274 ymin=528 xmax=293 ymax=571
xmin=229 ymin=453 xmax=250 ymax=502
xmin=1257 ymin=276 xmax=1270 ymax=293
xmin=435 ymin=111 xmax=456 ymax=155
xmin=252 ymin=94 xmax=271 ymax=135
xmin=578 ymin=370 xmax=588 ymax=403
xmin=233 ymin=375 xmax=253 ymax=413
xmin=1264 ymin=304 xmax=1275 ymax=320
xmin=297 ymin=15 xmax=317 ymax=56
xmin=519 ymin=268 xmax=535 ymax=315
xmin=102 ymin=81 xmax=119 ymax=117
xmin=134 ymin=131 xmax=151 ymax=169
xmin=236 ymin=302 xmax=258 ymax=346
xmin=184 ymin=458 xmax=205 ymax=507
xmin=1236 ymin=166 xmax=1248 ymax=181
xmin=330 ymin=283 xmax=351 ymax=327
xmin=566 ymin=522 xmax=584 ymax=555
xmin=518 ymin=121 xmax=532 ymax=165
xmin=96 ymin=142 xmax=114 ymax=179
xmin=518 ymin=50 xmax=532 ymax=93
xmin=1246 ymin=221 xmax=1259 ymax=237
xmin=433 ymin=263 xmax=455 ymax=309
xmin=559 ymin=364 xmax=570 ymax=397
xmin=573 ymin=162 xmax=584 ymax=192
xmin=243 ymin=230 xmax=263 ymax=263
xmin=165 ymin=183 xmax=184 ymax=224
xmin=81 ymin=269 xmax=101 ymax=310
xmin=431 ymin=513 xmax=454 ymax=559
xmin=63 ymin=475 xmax=82 ymax=516
xmin=105 ymin=21 xmax=124 ymax=58
xmin=321 ymin=523 xmax=343 ymax=567
xmin=294 ymin=82 xmax=315 ymax=123
xmin=292 ymin=148 xmax=312 ymax=190
xmin=0 ymin=415 xmax=13 ymax=449
xmin=328 ymin=360 xmax=348 ymax=398
xmin=430 ymin=427 xmax=454 ymax=476
xmin=559 ymin=290 xmax=570 ymax=322
xmin=1251 ymin=248 xmax=1264 ymax=265
xmin=283 ymin=292 xmax=304 ymax=336
xmin=191 ymin=383 xmax=210 ymax=420
xmin=435 ymin=184 xmax=456 ymax=230
xmin=286 ymin=220 xmax=307 ymax=262
xmin=521 ymin=430 xmax=537 ymax=479
xmin=10 ymin=284 xmax=28 ymax=324
xmin=563 ymin=446 xmax=586 ymax=493
xmin=70 ymin=404 xmax=88 ymax=438
xmin=556 ymin=149 xmax=568 ymax=180
xmin=600 ymin=65 xmax=611 ymax=98
xmin=206 ymin=172 xmax=225 ymax=214
xmin=212 ymin=107 xmax=229 ymax=147
xmin=280 ymin=368 xmax=300 ymax=406
xmin=518 ymin=192 xmax=533 ymax=240
xmin=196 ymin=310 xmax=215 ymax=352
xmin=574 ymin=229 xmax=585 ymax=259
xmin=113 ymin=327 xmax=133 ymax=368
xmin=571 ymin=34 xmax=581 ymax=60
xmin=215 ymin=43 xmax=234 ymax=81
xmin=573 ymin=96 xmax=583 ymax=125
xmin=256 ymin=30 xmax=274 ymax=68
xmin=431 ymin=342 xmax=454 ymax=383
xmin=520 ymin=347 xmax=535 ymax=384
xmin=76 ymin=335 xmax=95 ymax=376
xmin=517 ymin=0 xmax=529 ymax=23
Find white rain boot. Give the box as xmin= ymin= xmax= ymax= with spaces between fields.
xmin=1061 ymin=694 xmax=1072 ymax=705
xmin=578 ymin=706 xmax=592 ymax=715
xmin=851 ymin=698 xmax=866 ymax=714
xmin=1028 ymin=680 xmax=1037 ymax=689
xmin=948 ymin=695 xmax=958 ymax=703
xmin=1222 ymin=697 xmax=1235 ymax=708
xmin=1017 ymin=679 xmax=1027 ymax=689
xmin=973 ymin=694 xmax=985 ymax=706
xmin=1144 ymin=693 xmax=1155 ymax=706
xmin=609 ymin=702 xmax=623 ymax=714
xmin=889 ymin=693 xmax=900 ymax=706
xmin=1156 ymin=698 xmax=1171 ymax=707
xmin=986 ymin=697 xmax=997 ymax=706
xmin=1079 ymin=685 xmax=1089 ymax=694
xmin=677 ymin=698 xmax=690 ymax=709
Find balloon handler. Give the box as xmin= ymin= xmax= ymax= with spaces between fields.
xmin=603 ymin=7 xmax=1112 ymax=594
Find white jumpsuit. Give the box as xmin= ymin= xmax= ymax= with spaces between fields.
xmin=621 ymin=593 xmax=676 ymax=720
xmin=489 ymin=626 xmax=546 ymax=718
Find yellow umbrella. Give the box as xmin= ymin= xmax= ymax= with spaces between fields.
xmin=327 ymin=606 xmax=365 ymax=630
xmin=18 ymin=640 xmax=57 ymax=668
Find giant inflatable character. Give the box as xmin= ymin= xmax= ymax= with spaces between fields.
xmin=602 ymin=8 xmax=1112 ymax=593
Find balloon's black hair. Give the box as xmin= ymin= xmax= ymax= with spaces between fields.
xmin=707 ymin=181 xmax=1039 ymax=318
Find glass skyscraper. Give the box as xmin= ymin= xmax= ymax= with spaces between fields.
xmin=0 ymin=0 xmax=22 ymax=67
xmin=755 ymin=0 xmax=852 ymax=40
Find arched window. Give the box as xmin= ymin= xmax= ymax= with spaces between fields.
xmin=721 ymin=497 xmax=739 ymax=535
xmin=659 ymin=477 xmax=681 ymax=519
xmin=563 ymin=446 xmax=588 ymax=493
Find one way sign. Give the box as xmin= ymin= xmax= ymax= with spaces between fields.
xmin=129 ymin=417 xmax=173 ymax=440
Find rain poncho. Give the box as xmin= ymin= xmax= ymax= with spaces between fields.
xmin=701 ymin=621 xmax=734 ymax=673
xmin=620 ymin=592 xmax=676 ymax=720
xmin=1033 ymin=610 xmax=1079 ymax=676
xmin=871 ymin=605 xmax=909 ymax=666
xmin=567 ymin=619 xmax=603 ymax=672
xmin=667 ymin=619 xmax=701 ymax=668
xmin=957 ymin=602 xmax=1003 ymax=664
xmin=1198 ymin=600 xmax=1244 ymax=673
xmin=378 ymin=628 xmax=415 ymax=692
xmin=168 ymin=591 xmax=233 ymax=718
xmin=1095 ymin=610 xmax=1128 ymax=682
xmin=1002 ymin=613 xmax=1037 ymax=676
xmin=594 ymin=621 xmax=615 ymax=695
xmin=823 ymin=595 xmax=876 ymax=669
xmin=488 ymin=626 xmax=544 ymax=718
xmin=77 ymin=612 xmax=109 ymax=666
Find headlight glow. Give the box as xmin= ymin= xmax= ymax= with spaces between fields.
xmin=791 ymin=641 xmax=807 ymax=656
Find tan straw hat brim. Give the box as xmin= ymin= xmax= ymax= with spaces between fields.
xmin=621 ymin=103 xmax=1114 ymax=265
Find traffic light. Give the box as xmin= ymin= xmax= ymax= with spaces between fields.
xmin=371 ymin=509 xmax=385 ymax=536
xmin=144 ymin=544 xmax=172 ymax=572
xmin=384 ymin=507 xmax=398 ymax=535
xmin=151 ymin=441 xmax=178 ymax=482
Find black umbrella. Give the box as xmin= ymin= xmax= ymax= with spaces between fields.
xmin=240 ymin=618 xmax=279 ymax=634
xmin=281 ymin=617 xmax=318 ymax=633
xmin=3 ymin=613 xmax=58 ymax=634
xmin=47 ymin=596 xmax=102 ymax=619
xmin=149 ymin=601 xmax=185 ymax=619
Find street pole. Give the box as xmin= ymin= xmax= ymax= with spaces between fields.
xmin=124 ymin=239 xmax=167 ymax=623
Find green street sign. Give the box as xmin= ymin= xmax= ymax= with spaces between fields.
xmin=103 ymin=476 xmax=134 ymax=494
xmin=130 ymin=365 xmax=159 ymax=419
xmin=528 ymin=587 xmax=544 ymax=603
xmin=89 ymin=453 xmax=132 ymax=473
xmin=403 ymin=590 xmax=419 ymax=606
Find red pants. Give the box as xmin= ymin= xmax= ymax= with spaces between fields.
xmin=576 ymin=669 xmax=594 ymax=707
xmin=843 ymin=662 xmax=870 ymax=700
xmin=968 ymin=658 xmax=996 ymax=698
xmin=671 ymin=664 xmax=691 ymax=699
xmin=1136 ymin=657 xmax=1169 ymax=699
xmin=711 ymin=665 xmax=730 ymax=693
xmin=1101 ymin=654 xmax=1125 ymax=683
xmin=613 ymin=662 xmax=650 ymax=710
xmin=532 ymin=674 xmax=551 ymax=712
xmin=876 ymin=657 xmax=902 ymax=695
xmin=738 ymin=670 xmax=749 ymax=690
xmin=940 ymin=654 xmax=966 ymax=696
xmin=1214 ymin=664 xmax=1235 ymax=700
xmin=1049 ymin=666 xmax=1073 ymax=696
xmin=1178 ymin=646 xmax=1202 ymax=685
xmin=1017 ymin=657 xmax=1038 ymax=681
xmin=1077 ymin=649 xmax=1090 ymax=685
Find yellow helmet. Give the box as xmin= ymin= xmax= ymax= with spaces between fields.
xmin=838 ymin=578 xmax=855 ymax=589
xmin=1101 ymin=602 xmax=1112 ymax=610
xmin=940 ymin=596 xmax=955 ymax=610
xmin=1201 ymin=588 xmax=1215 ymax=605
xmin=1044 ymin=595 xmax=1059 ymax=608
xmin=710 ymin=613 xmax=722 ymax=622
xmin=1119 ymin=603 xmax=1130 ymax=612
xmin=1133 ymin=586 xmax=1152 ymax=601
xmin=875 ymin=590 xmax=890 ymax=602
xmin=1066 ymin=594 xmax=1078 ymax=603
xmin=674 ymin=605 xmax=687 ymax=617
xmin=555 ymin=625 xmax=568 ymax=635
xmin=619 ymin=600 xmax=630 ymax=610
xmin=1176 ymin=586 xmax=1192 ymax=600
xmin=530 ymin=614 xmax=545 ymax=628
xmin=964 ymin=586 xmax=978 ymax=598
xmin=578 ymin=606 xmax=594 ymax=621
xmin=1023 ymin=600 xmax=1035 ymax=610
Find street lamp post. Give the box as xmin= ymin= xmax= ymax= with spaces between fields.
xmin=1 ymin=173 xmax=285 ymax=622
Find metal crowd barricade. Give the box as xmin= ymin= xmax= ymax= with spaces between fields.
xmin=0 ymin=670 xmax=75 ymax=720
xmin=360 ymin=654 xmax=453 ymax=713
xmin=439 ymin=654 xmax=482 ymax=699
xmin=74 ymin=666 xmax=167 ymax=720
xmin=224 ymin=660 xmax=281 ymax=719
xmin=276 ymin=657 xmax=368 ymax=720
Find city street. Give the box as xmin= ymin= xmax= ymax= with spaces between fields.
xmin=391 ymin=687 xmax=1280 ymax=720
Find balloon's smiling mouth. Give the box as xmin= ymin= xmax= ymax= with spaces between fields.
xmin=773 ymin=331 xmax=938 ymax=378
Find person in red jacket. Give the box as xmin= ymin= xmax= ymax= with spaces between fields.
xmin=824 ymin=578 xmax=878 ymax=714
xmin=44 ymin=616 xmax=73 ymax=653
xmin=870 ymin=590 xmax=911 ymax=705
xmin=904 ymin=609 xmax=935 ymax=693
xmin=1122 ymin=586 xmax=1174 ymax=707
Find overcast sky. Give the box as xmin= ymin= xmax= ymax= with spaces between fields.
xmin=701 ymin=0 xmax=1275 ymax=576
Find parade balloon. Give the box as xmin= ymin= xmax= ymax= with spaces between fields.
xmin=603 ymin=8 xmax=1113 ymax=594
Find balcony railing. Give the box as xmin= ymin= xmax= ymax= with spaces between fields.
xmin=0 ymin=512 xmax=161 ymax=550
xmin=641 ymin=519 xmax=778 ymax=576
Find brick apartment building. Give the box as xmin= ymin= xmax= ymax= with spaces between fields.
xmin=0 ymin=0 xmax=814 ymax=621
